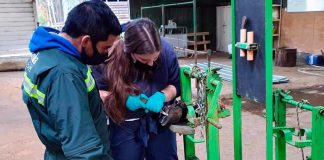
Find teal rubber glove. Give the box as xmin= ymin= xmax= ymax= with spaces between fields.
xmin=126 ymin=94 xmax=149 ymax=111
xmin=144 ymin=92 xmax=166 ymax=113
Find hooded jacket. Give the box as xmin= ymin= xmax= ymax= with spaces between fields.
xmin=22 ymin=27 xmax=111 ymax=159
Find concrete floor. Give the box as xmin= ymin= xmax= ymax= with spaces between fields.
xmin=0 ymin=54 xmax=323 ymax=160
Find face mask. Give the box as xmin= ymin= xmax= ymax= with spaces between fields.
xmin=80 ymin=41 xmax=108 ymax=65
xmin=134 ymin=60 xmax=157 ymax=72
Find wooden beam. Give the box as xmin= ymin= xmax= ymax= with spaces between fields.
xmin=187 ymin=32 xmax=210 ymax=36
xmin=173 ymin=46 xmax=209 ymax=54
xmin=187 ymin=40 xmax=211 ymax=45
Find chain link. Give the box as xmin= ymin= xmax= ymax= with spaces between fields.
xmin=195 ymin=68 xmax=207 ymax=140
xmin=296 ymin=99 xmax=309 ymax=160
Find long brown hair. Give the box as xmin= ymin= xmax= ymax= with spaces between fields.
xmin=104 ymin=18 xmax=161 ymax=123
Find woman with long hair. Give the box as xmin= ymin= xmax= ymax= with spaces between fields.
xmin=92 ymin=18 xmax=180 ymax=159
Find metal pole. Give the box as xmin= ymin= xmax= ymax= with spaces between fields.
xmin=193 ymin=0 xmax=197 ymax=65
xmin=281 ymin=99 xmax=314 ymax=111
xmin=140 ymin=7 xmax=143 ymax=18
xmin=274 ymin=92 xmax=287 ymax=160
xmin=265 ymin=0 xmax=274 ymax=159
xmin=162 ymin=4 xmax=165 ymax=37
xmin=232 ymin=0 xmax=243 ymax=159
xmin=164 ymin=1 xmax=194 ymax=7
xmin=206 ymin=76 xmax=222 ymax=160
xmin=140 ymin=1 xmax=193 ymax=10
xmin=311 ymin=106 xmax=324 ymax=160
xmin=207 ymin=49 xmax=211 ymax=69
xmin=141 ymin=4 xmax=163 ymax=10
xmin=180 ymin=67 xmax=197 ymax=160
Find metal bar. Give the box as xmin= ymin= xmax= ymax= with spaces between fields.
xmin=164 ymin=1 xmax=194 ymax=7
xmin=274 ymin=92 xmax=287 ymax=160
xmin=265 ymin=0 xmax=274 ymax=160
xmin=180 ymin=67 xmax=196 ymax=160
xmin=207 ymin=122 xmax=220 ymax=160
xmin=278 ymin=90 xmax=314 ymax=111
xmin=206 ymin=79 xmax=222 ymax=119
xmin=141 ymin=1 xmax=193 ymax=10
xmin=140 ymin=7 xmax=143 ymax=18
xmin=193 ymin=0 xmax=197 ymax=65
xmin=187 ymin=135 xmax=205 ymax=143
xmin=161 ymin=4 xmax=165 ymax=37
xmin=281 ymin=99 xmax=314 ymax=111
xmin=231 ymin=0 xmax=243 ymax=159
xmin=141 ymin=5 xmax=162 ymax=10
xmin=206 ymin=73 xmax=222 ymax=160
xmin=207 ymin=49 xmax=211 ymax=69
xmin=311 ymin=106 xmax=324 ymax=160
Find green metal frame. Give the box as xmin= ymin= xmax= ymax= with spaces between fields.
xmin=232 ymin=0 xmax=273 ymax=160
xmin=180 ymin=66 xmax=230 ymax=160
xmin=273 ymin=89 xmax=324 ymax=160
xmin=231 ymin=0 xmax=243 ymax=159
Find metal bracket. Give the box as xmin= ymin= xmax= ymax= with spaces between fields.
xmin=235 ymin=42 xmax=258 ymax=51
xmin=273 ymin=127 xmax=312 ymax=148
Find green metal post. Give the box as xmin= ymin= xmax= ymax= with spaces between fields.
xmin=231 ymin=0 xmax=243 ymax=159
xmin=274 ymin=92 xmax=286 ymax=160
xmin=206 ymin=72 xmax=222 ymax=160
xmin=265 ymin=0 xmax=274 ymax=160
xmin=180 ymin=67 xmax=196 ymax=160
xmin=311 ymin=106 xmax=324 ymax=160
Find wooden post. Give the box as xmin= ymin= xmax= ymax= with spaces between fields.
xmin=240 ymin=29 xmax=247 ymax=57
xmin=247 ymin=31 xmax=254 ymax=61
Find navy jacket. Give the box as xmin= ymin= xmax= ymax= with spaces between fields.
xmin=92 ymin=38 xmax=181 ymax=119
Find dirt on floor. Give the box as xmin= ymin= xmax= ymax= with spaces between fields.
xmin=0 ymin=54 xmax=323 ymax=160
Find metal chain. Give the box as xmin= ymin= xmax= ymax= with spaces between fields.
xmin=195 ymin=69 xmax=207 ymax=140
xmin=296 ymin=99 xmax=309 ymax=160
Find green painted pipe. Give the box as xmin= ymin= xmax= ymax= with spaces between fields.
xmin=281 ymin=98 xmax=315 ymax=111
xmin=186 ymin=135 xmax=205 ymax=143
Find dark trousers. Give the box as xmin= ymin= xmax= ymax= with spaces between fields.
xmin=109 ymin=119 xmax=178 ymax=160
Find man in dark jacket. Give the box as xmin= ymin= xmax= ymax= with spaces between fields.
xmin=22 ymin=1 xmax=121 ymax=159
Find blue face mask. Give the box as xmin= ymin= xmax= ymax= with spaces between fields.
xmin=80 ymin=40 xmax=108 ymax=65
